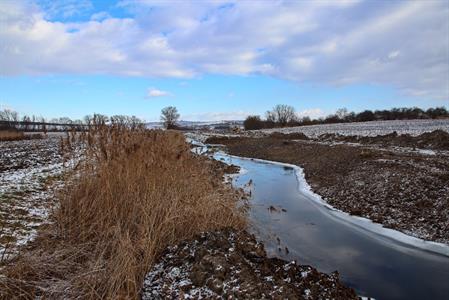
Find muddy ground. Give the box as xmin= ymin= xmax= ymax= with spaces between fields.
xmin=316 ymin=129 xmax=449 ymax=151
xmin=142 ymin=228 xmax=358 ymax=299
xmin=206 ymin=131 xmax=449 ymax=244
xmin=0 ymin=135 xmax=81 ymax=260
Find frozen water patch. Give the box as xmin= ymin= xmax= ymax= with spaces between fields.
xmin=218 ymin=152 xmax=449 ymax=257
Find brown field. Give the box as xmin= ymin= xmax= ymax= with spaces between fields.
xmin=0 ymin=130 xmax=43 ymax=142
xmin=0 ymin=130 xmax=24 ymax=141
xmin=0 ymin=125 xmax=245 ymax=299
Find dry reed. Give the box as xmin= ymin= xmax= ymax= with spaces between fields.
xmin=0 ymin=130 xmax=24 ymax=141
xmin=0 ymin=130 xmax=43 ymax=141
xmin=0 ymin=121 xmax=245 ymax=299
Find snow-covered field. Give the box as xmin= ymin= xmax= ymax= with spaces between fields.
xmin=259 ymin=119 xmax=449 ymax=138
xmin=0 ymin=136 xmax=81 ymax=260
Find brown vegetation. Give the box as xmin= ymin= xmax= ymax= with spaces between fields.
xmin=0 ymin=130 xmax=43 ymax=142
xmin=0 ymin=129 xmax=23 ymax=141
xmin=0 ymin=124 xmax=245 ymax=299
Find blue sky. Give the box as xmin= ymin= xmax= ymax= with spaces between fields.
xmin=1 ymin=0 xmax=448 ymax=121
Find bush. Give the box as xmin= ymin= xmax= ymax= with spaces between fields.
xmin=0 ymin=125 xmax=245 ymax=299
xmin=244 ymin=115 xmax=264 ymax=130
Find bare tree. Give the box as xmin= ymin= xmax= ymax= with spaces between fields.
xmin=0 ymin=109 xmax=19 ymax=129
xmin=83 ymin=115 xmax=93 ymax=125
xmin=161 ymin=106 xmax=180 ymax=129
xmin=268 ymin=104 xmax=297 ymax=127
xmin=335 ymin=108 xmax=349 ymax=121
xmin=22 ymin=115 xmax=31 ymax=131
xmin=265 ymin=110 xmax=276 ymax=123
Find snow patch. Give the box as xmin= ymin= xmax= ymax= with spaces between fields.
xmin=219 ymin=152 xmax=449 ymax=257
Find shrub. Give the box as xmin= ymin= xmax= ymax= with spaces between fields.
xmin=0 ymin=124 xmax=245 ymax=299
xmin=244 ymin=115 xmax=264 ymax=130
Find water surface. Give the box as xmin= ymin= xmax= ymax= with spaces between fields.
xmin=214 ymin=152 xmax=449 ymax=300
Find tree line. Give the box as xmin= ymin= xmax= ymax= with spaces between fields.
xmin=0 ymin=105 xmax=179 ymax=132
xmin=244 ymin=105 xmax=449 ymax=130
xmin=0 ymin=109 xmax=143 ymax=132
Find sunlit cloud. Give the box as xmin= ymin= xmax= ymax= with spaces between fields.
xmin=0 ymin=0 xmax=447 ymax=100
xmin=146 ymin=88 xmax=170 ymax=98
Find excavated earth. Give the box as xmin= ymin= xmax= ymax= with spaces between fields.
xmin=206 ymin=131 xmax=449 ymax=244
xmin=142 ymin=228 xmax=358 ymax=299
xmin=317 ymin=129 xmax=449 ymax=151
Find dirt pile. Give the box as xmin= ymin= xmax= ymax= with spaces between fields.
xmin=317 ymin=129 xmax=449 ymax=150
xmin=269 ymin=132 xmax=310 ymax=140
xmin=142 ymin=229 xmax=358 ymax=299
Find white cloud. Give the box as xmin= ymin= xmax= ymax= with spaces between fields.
xmin=297 ymin=108 xmax=327 ymax=119
xmin=0 ymin=0 xmax=448 ymax=100
xmin=147 ymin=88 xmax=170 ymax=98
xmin=388 ymin=50 xmax=400 ymax=59
xmin=36 ymin=0 xmax=93 ymax=19
xmin=182 ymin=111 xmax=250 ymax=121
xmin=90 ymin=11 xmax=111 ymax=21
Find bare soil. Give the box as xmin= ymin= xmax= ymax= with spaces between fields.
xmin=317 ymin=129 xmax=449 ymax=151
xmin=206 ymin=134 xmax=449 ymax=244
xmin=142 ymin=228 xmax=358 ymax=299
xmin=0 ymin=136 xmax=77 ymax=260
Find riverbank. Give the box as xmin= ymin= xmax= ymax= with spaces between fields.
xmin=206 ymin=132 xmax=449 ymax=245
xmin=142 ymin=228 xmax=358 ymax=299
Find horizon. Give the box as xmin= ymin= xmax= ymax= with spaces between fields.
xmin=1 ymin=0 xmax=448 ymax=121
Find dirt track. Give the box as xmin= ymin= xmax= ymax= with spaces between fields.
xmin=206 ymin=134 xmax=449 ymax=244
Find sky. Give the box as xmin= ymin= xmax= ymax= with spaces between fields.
xmin=0 ymin=0 xmax=448 ymax=122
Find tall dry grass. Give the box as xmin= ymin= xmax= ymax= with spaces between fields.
xmin=0 ymin=130 xmax=43 ymax=141
xmin=0 ymin=122 xmax=245 ymax=299
xmin=0 ymin=130 xmax=24 ymax=141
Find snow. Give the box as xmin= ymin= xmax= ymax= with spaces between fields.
xmin=0 ymin=137 xmax=83 ymax=259
xmin=258 ymin=119 xmax=449 ymax=138
xmin=219 ymin=152 xmax=449 ymax=257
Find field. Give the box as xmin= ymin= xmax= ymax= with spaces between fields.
xmin=259 ymin=119 xmax=449 ymax=137
xmin=0 ymin=135 xmax=81 ymax=260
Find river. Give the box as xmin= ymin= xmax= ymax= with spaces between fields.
xmin=212 ymin=151 xmax=449 ymax=300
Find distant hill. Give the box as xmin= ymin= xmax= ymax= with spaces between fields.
xmin=146 ymin=120 xmax=244 ymax=129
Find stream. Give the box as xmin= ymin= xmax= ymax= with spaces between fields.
xmin=210 ymin=150 xmax=449 ymax=300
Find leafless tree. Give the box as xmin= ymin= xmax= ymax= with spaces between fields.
xmin=267 ymin=104 xmax=297 ymax=127
xmin=265 ymin=110 xmax=276 ymax=123
xmin=0 ymin=109 xmax=19 ymax=129
xmin=0 ymin=109 xmax=17 ymax=121
xmin=161 ymin=106 xmax=180 ymax=129
xmin=335 ymin=108 xmax=349 ymax=120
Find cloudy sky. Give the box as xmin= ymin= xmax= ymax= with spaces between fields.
xmin=0 ymin=0 xmax=448 ymax=121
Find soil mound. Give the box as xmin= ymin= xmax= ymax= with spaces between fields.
xmin=416 ymin=130 xmax=449 ymax=150
xmin=142 ymin=229 xmax=358 ymax=299
xmin=269 ymin=132 xmax=310 ymax=140
xmin=318 ymin=130 xmax=449 ymax=150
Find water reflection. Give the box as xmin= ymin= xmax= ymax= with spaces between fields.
xmin=215 ymin=152 xmax=449 ymax=300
